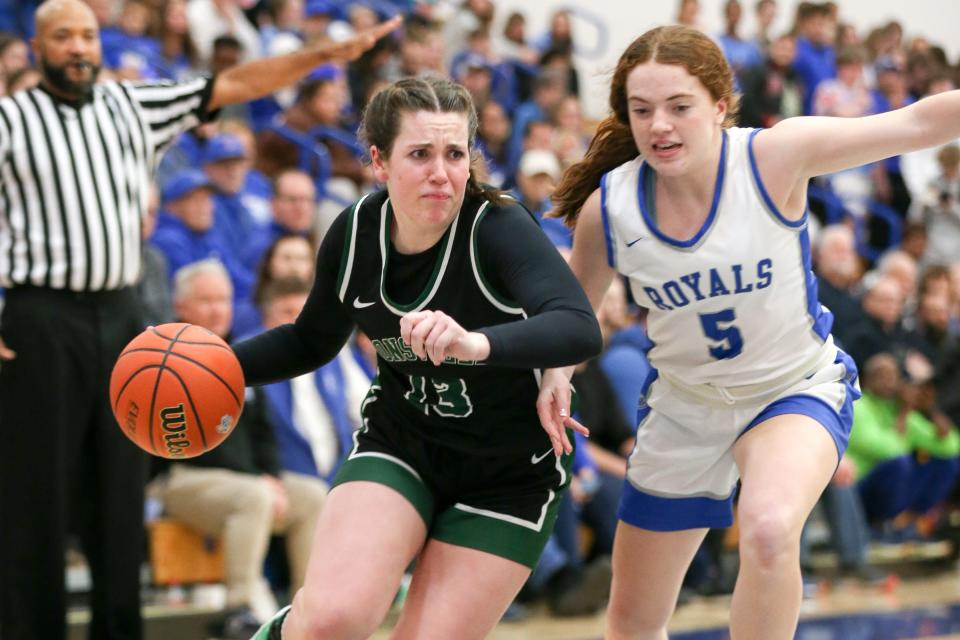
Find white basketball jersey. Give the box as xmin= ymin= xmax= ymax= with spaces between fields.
xmin=601 ymin=127 xmax=833 ymax=388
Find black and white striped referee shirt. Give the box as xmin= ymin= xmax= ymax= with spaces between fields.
xmin=0 ymin=77 xmax=215 ymax=292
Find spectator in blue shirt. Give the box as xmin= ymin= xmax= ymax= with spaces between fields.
xmin=112 ymin=0 xmax=162 ymax=78
xmin=203 ymin=134 xmax=271 ymax=260
xmin=503 ymin=118 xmax=555 ymax=190
xmin=150 ymin=170 xmax=251 ymax=301
xmin=513 ymin=149 xmax=572 ymax=249
xmin=476 ymin=100 xmax=512 ymax=188
xmin=792 ymin=2 xmax=836 ymax=114
xmin=716 ymin=0 xmax=763 ymax=82
xmin=156 ymin=120 xmax=219 ymax=189
xmin=508 ymin=68 xmax=566 ymax=174
xmin=244 ymin=169 xmax=317 ymax=275
xmin=871 ymin=56 xmax=916 ymax=217
xmin=453 ymin=51 xmax=494 ymax=109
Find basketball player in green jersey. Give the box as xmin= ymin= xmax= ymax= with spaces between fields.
xmin=235 ymin=76 xmax=601 ymax=639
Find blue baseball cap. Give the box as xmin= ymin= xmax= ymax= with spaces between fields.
xmin=304 ymin=0 xmax=338 ymax=17
xmin=161 ymin=170 xmax=212 ymax=204
xmin=454 ymin=53 xmax=492 ymax=80
xmin=348 ymin=0 xmax=396 ymax=19
xmin=305 ymin=63 xmax=343 ymax=83
xmin=201 ymin=134 xmax=246 ymax=165
xmin=875 ymin=55 xmax=903 ymax=74
xmin=463 ymin=53 xmax=492 ymax=71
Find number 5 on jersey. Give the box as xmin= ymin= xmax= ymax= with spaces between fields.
xmin=698 ymin=308 xmax=744 ymax=360
xmin=404 ymin=375 xmax=474 ymax=418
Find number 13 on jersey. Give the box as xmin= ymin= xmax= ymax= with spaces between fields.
xmin=698 ymin=308 xmax=744 ymax=360
xmin=404 ymin=375 xmax=474 ymax=418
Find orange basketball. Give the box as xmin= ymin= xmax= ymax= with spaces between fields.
xmin=109 ymin=323 xmax=245 ymax=459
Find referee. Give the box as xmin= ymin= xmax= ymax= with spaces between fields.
xmin=0 ymin=2 xmax=399 ymax=639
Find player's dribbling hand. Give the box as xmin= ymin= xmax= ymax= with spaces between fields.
xmin=400 ymin=310 xmax=490 ymax=366
xmin=536 ymin=368 xmax=589 ymax=457
xmin=0 ymin=336 xmax=15 ymax=361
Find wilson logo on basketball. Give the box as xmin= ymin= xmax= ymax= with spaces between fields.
xmin=160 ymin=404 xmax=191 ymax=457
xmin=124 ymin=401 xmax=139 ymax=434
xmin=217 ymin=414 xmax=233 ymax=434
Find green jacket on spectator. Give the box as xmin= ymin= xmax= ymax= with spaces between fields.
xmin=847 ymin=391 xmax=960 ymax=479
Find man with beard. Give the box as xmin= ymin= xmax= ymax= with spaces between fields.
xmin=0 ymin=2 xmax=399 ymax=639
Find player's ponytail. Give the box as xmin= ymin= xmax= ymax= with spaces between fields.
xmin=551 ymin=116 xmax=638 ymax=227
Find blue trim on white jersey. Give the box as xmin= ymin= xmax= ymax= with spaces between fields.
xmin=599 ymin=172 xmax=616 ymax=268
xmin=635 ymin=366 xmax=659 ymax=427
xmin=742 ymin=395 xmax=850 ymax=459
xmin=740 ymin=350 xmax=859 ymax=458
xmin=637 ymin=129 xmax=728 ymax=249
xmin=619 ymin=480 xmax=735 ymax=530
xmin=747 ymin=129 xmax=807 ymax=229
xmin=799 ymin=227 xmax=833 ymax=341
xmin=836 ymin=348 xmax=861 ymax=386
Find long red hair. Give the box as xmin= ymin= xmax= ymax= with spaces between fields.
xmin=552 ymin=25 xmax=739 ymax=226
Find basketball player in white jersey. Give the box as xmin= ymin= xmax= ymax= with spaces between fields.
xmin=537 ymin=25 xmax=960 ymax=640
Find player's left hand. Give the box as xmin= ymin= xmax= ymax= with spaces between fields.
xmin=537 ymin=367 xmax=589 ymax=456
xmin=400 ymin=310 xmax=490 ymax=366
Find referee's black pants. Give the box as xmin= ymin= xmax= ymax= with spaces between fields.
xmin=0 ymin=286 xmax=146 ymax=640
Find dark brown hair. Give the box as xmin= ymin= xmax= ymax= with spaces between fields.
xmin=938 ymin=144 xmax=960 ymax=169
xmin=918 ymin=263 xmax=950 ymax=298
xmin=835 ymin=45 xmax=866 ymax=67
xmin=552 ymin=25 xmax=739 ymax=225
xmin=0 ymin=33 xmax=23 ymax=58
xmin=359 ymin=76 xmax=507 ymax=205
xmin=259 ymin=276 xmax=313 ymax=311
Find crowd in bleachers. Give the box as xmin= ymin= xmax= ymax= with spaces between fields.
xmin=4 ymin=0 xmax=960 ymax=634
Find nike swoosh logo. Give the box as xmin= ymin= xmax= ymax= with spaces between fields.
xmin=353 ymin=296 xmax=376 ymax=309
xmin=626 ymin=236 xmax=645 ymax=247
xmin=531 ymin=448 xmax=555 ymax=464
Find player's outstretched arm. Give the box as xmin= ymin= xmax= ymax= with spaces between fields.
xmin=208 ymin=16 xmax=402 ymax=111
xmin=757 ymin=89 xmax=960 ymax=184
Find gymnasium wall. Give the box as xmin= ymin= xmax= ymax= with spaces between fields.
xmin=490 ymin=0 xmax=960 ymax=120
